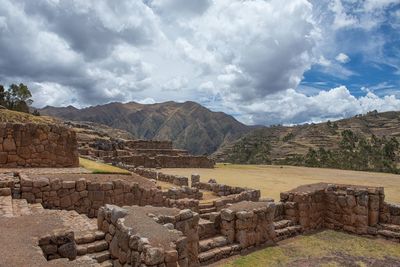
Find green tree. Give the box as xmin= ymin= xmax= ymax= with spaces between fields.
xmin=0 ymin=83 xmax=33 ymax=113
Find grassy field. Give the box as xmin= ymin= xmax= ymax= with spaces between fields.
xmin=79 ymin=158 xmax=131 ymax=174
xmin=219 ymin=230 xmax=400 ymax=267
xmin=161 ymin=164 xmax=400 ymax=203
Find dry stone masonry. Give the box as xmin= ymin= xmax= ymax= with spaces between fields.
xmin=79 ymin=138 xmax=214 ymax=169
xmin=0 ymin=123 xmax=79 ymax=167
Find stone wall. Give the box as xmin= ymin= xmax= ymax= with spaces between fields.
xmin=0 ymin=123 xmax=79 ymax=167
xmin=192 ymin=181 xmax=248 ymax=196
xmin=39 ymin=231 xmax=77 ymax=261
xmin=110 ymin=155 xmax=214 ymax=168
xmin=279 ymin=183 xmax=399 ymax=238
xmin=380 ymin=203 xmax=400 ymax=225
xmin=220 ymin=202 xmax=276 ymax=249
xmin=97 ymin=205 xmax=200 ymax=267
xmin=163 ymin=186 xmax=203 ymax=200
xmin=125 ymin=140 xmax=173 ymax=150
xmin=158 ymin=172 xmax=189 ymax=187
xmin=131 ymin=168 xmax=189 ymax=187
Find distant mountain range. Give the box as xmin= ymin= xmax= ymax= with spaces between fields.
xmin=39 ymin=101 xmax=253 ymax=155
xmin=40 ymin=102 xmax=400 ymax=167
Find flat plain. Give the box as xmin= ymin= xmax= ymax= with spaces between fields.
xmin=161 ymin=164 xmax=400 ymax=203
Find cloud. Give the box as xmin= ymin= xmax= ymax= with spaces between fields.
xmin=0 ymin=0 xmax=398 ymax=127
xmin=226 ymin=86 xmax=400 ymax=125
xmin=335 ymin=53 xmax=350 ymax=63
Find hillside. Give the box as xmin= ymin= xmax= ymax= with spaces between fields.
xmin=0 ymin=109 xmax=58 ymax=124
xmin=215 ymin=110 xmax=400 ymax=169
xmin=40 ymin=101 xmax=252 ymax=155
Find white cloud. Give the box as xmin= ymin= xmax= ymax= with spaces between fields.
xmin=226 ymin=86 xmax=400 ymax=125
xmin=335 ymin=53 xmax=350 ymax=63
xmin=0 ymin=0 xmax=399 ymax=126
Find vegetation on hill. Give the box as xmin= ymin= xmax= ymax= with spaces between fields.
xmin=216 ymin=111 xmax=400 ymax=174
xmin=280 ymin=130 xmax=400 ymax=174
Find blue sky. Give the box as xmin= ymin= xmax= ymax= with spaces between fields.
xmin=0 ymin=0 xmax=399 ymax=125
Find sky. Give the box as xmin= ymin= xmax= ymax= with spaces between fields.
xmin=0 ymin=0 xmax=399 ymax=126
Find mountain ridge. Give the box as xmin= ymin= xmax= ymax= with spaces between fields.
xmin=39 ymin=101 xmax=253 ymax=155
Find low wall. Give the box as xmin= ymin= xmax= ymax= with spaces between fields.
xmin=193 ymin=181 xmax=248 ymax=196
xmin=125 ymin=140 xmax=173 ymax=150
xmin=163 ymin=186 xmax=203 ymax=200
xmin=220 ymin=202 xmax=276 ymax=248
xmin=110 ymin=155 xmax=214 ymax=168
xmin=98 ymin=205 xmax=200 ymax=267
xmin=280 ymin=183 xmax=400 ymax=239
xmin=131 ymin=168 xmax=189 ymax=187
xmin=0 ymin=123 xmax=79 ymax=167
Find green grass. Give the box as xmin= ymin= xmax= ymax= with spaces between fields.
xmin=79 ymin=157 xmax=131 ymax=175
xmin=221 ymin=230 xmax=400 ymax=267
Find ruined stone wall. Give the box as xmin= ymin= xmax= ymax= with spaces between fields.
xmin=125 ymin=140 xmax=173 ymax=150
xmin=98 ymin=205 xmax=199 ymax=267
xmin=110 ymin=155 xmax=214 ymax=168
xmin=193 ymin=181 xmax=249 ymax=196
xmin=220 ymin=202 xmax=276 ymax=249
xmin=19 ymin=174 xmax=164 ymax=217
xmin=0 ymin=123 xmax=79 ymax=167
xmin=163 ymin=186 xmax=203 ymax=200
xmin=158 ymin=172 xmax=189 ymax=187
xmin=280 ymin=189 xmax=325 ymax=232
xmin=380 ymin=203 xmax=400 ymax=225
xmin=279 ymin=183 xmax=397 ymax=236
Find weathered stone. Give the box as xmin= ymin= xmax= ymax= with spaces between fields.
xmin=58 ymin=242 xmax=77 ymax=260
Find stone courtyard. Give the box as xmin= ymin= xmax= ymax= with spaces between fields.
xmin=0 ymin=121 xmax=399 ymax=267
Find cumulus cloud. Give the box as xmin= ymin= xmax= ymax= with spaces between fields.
xmin=335 ymin=53 xmax=350 ymax=63
xmin=227 ymin=86 xmax=400 ymax=125
xmin=0 ymin=0 xmax=398 ymax=126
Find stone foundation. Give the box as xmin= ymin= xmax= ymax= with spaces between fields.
xmin=0 ymin=123 xmax=78 ymax=167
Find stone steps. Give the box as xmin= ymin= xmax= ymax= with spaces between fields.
xmin=75 ymin=230 xmax=106 ymax=245
xmin=199 ymin=207 xmax=217 ymax=214
xmin=199 ymin=235 xmax=229 ymax=253
xmin=199 ymin=218 xmax=217 ymax=239
xmin=76 ymin=240 xmax=109 ymax=256
xmin=199 ymin=203 xmax=214 ymax=209
xmin=275 ymin=225 xmax=302 ymax=242
xmin=380 ymin=223 xmax=400 ymax=233
xmin=274 ymin=219 xmax=294 ymax=230
xmin=198 ymin=243 xmax=241 ymax=265
xmin=377 ymin=229 xmax=400 ymax=240
xmin=85 ymin=250 xmax=111 ymax=263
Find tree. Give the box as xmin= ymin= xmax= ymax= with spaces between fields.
xmin=0 ymin=83 xmax=33 ymax=113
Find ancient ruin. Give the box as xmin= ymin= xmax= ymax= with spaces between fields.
xmin=78 ymin=135 xmax=214 ymax=169
xmin=0 ymin=123 xmax=79 ymax=167
xmin=0 ymin=122 xmax=399 ymax=267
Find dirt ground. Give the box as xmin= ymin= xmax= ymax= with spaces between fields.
xmin=161 ymin=164 xmax=400 ymax=203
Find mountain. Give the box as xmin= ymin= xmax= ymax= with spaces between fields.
xmin=214 ymin=110 xmax=400 ymax=172
xmin=39 ymin=101 xmax=253 ymax=155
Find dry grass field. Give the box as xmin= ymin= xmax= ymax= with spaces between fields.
xmin=161 ymin=164 xmax=400 ymax=203
xmin=217 ymin=230 xmax=400 ymax=267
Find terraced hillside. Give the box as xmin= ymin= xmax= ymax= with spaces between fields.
xmin=214 ymin=111 xmax=400 ymax=165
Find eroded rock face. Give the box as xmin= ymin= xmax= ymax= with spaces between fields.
xmin=0 ymin=123 xmax=79 ymax=167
